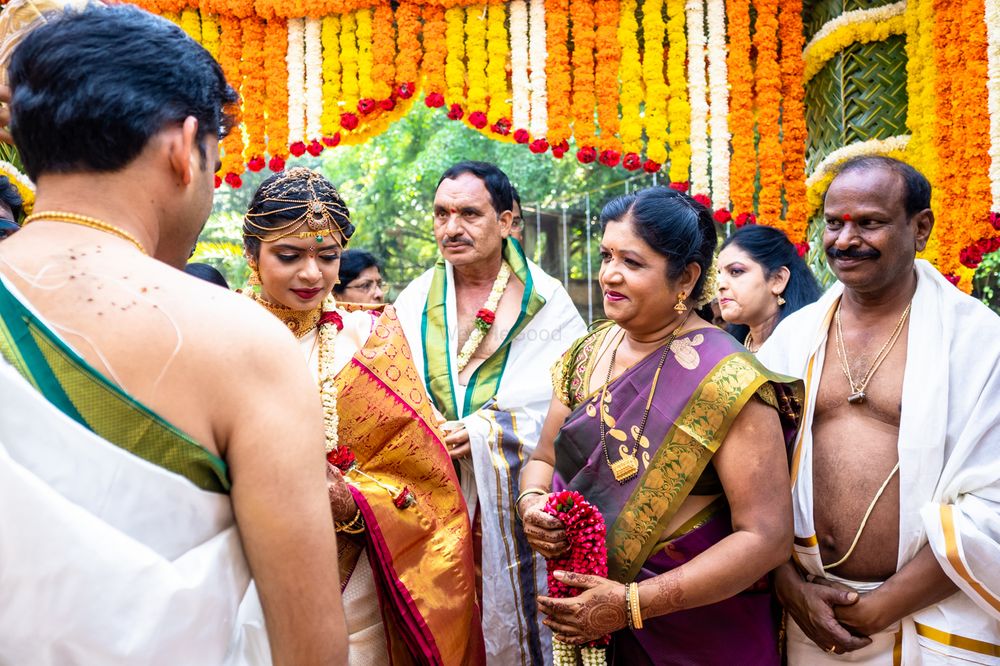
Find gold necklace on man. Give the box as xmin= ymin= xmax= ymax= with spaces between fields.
xmin=23 ymin=210 xmax=148 ymax=255
xmin=834 ymin=299 xmax=911 ymax=404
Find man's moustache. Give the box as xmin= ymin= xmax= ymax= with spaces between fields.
xmin=443 ymin=237 xmax=473 ymax=246
xmin=826 ymin=247 xmax=881 ymax=260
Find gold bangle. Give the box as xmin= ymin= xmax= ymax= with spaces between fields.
xmin=335 ymin=509 xmax=365 ymax=534
xmin=624 ymin=584 xmax=634 ymax=630
xmin=514 ymin=487 xmax=549 ymax=520
xmin=628 ymin=582 xmax=643 ymax=630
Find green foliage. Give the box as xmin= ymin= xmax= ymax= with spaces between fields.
xmin=973 ymin=250 xmax=1000 ymax=315
xmin=200 ymin=103 xmax=626 ymax=294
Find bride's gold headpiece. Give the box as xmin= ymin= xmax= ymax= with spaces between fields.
xmin=243 ymin=167 xmax=354 ymax=245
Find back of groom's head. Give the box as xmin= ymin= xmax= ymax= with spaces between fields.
xmin=9 ymin=4 xmax=237 ymax=182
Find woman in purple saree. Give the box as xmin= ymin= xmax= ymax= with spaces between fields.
xmin=519 ymin=188 xmax=803 ymax=665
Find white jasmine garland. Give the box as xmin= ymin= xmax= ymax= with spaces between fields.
xmin=510 ymin=0 xmax=531 ymax=130
xmin=317 ymin=305 xmax=341 ymax=452
xmin=986 ymin=0 xmax=1000 ymax=211
xmin=456 ymin=262 xmax=511 ymax=373
xmin=805 ymin=135 xmax=910 ymax=211
xmin=286 ymin=18 xmax=306 ymax=144
xmin=686 ymin=0 xmax=709 ymax=196
xmin=706 ymin=0 xmax=729 ymax=209
xmin=305 ymin=17 xmax=324 ymax=142
xmin=801 ymin=1 xmax=905 ymax=82
xmin=528 ymin=0 xmax=548 ymax=138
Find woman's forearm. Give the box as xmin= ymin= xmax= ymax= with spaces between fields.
xmin=638 ymin=527 xmax=789 ymax=619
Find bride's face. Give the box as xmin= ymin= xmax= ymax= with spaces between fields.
xmin=255 ymin=225 xmax=344 ymax=311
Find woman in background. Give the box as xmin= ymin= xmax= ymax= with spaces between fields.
xmin=334 ymin=249 xmax=385 ymax=304
xmin=716 ymin=225 xmax=822 ymax=352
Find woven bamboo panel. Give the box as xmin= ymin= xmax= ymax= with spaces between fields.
xmin=803 ymin=0 xmax=898 ymax=43
xmin=804 ymin=35 xmax=908 ymax=172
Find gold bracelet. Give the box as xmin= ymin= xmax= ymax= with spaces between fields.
xmin=628 ymin=582 xmax=643 ymax=630
xmin=335 ymin=509 xmax=365 ymax=534
xmin=514 ymin=487 xmax=549 ymax=521
xmin=624 ymin=584 xmax=634 ymax=630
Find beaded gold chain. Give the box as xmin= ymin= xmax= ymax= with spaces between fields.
xmin=24 ymin=210 xmax=148 ymax=255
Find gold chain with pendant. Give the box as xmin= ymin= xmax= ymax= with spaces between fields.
xmin=599 ymin=325 xmax=684 ymax=484
xmin=834 ymin=299 xmax=911 ymax=405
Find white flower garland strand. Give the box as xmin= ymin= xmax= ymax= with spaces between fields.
xmin=805 ymin=135 xmax=910 ymax=212
xmin=686 ymin=0 xmax=709 ymax=196
xmin=456 ymin=262 xmax=511 ymax=372
xmin=528 ymin=0 xmax=548 ymax=138
xmin=553 ymin=640 xmax=606 ymax=666
xmin=305 ymin=17 xmax=324 ymax=142
xmin=318 ymin=305 xmax=341 ymax=453
xmin=0 ymin=160 xmax=34 ymax=212
xmin=986 ymin=0 xmax=1000 ymax=211
xmin=286 ymin=18 xmax=306 ymax=144
xmin=706 ymin=0 xmax=729 ymax=209
xmin=510 ymin=0 xmax=531 ymax=130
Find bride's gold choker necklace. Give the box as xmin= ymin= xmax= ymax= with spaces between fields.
xmin=246 ymin=290 xmax=322 ymax=338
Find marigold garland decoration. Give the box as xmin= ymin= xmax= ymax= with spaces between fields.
xmin=134 ymin=0 xmax=998 ymax=285
xmin=264 ymin=18 xmax=290 ymax=165
xmin=570 ymin=0 xmax=597 ymax=148
xmin=752 ymin=0 xmax=782 ymax=223
xmin=546 ymin=0 xmax=572 ymax=145
xmin=486 ymin=3 xmax=511 ymax=126
xmin=727 ymin=0 xmax=755 ymax=218
xmin=593 ymin=0 xmax=621 ymax=153
xmin=642 ymin=0 xmax=667 ymax=165
xmin=464 ymin=5 xmax=489 ymax=114
xmin=320 ymin=15 xmax=342 ymax=136
xmin=617 ymin=0 xmax=642 ymax=154
xmin=778 ymin=0 xmax=807 ymax=241
xmin=445 ymin=7 xmax=467 ymax=106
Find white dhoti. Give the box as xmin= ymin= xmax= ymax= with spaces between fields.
xmin=760 ymin=261 xmax=1000 ymax=665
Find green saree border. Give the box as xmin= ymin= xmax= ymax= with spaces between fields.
xmin=421 ymin=239 xmax=546 ymax=419
xmin=0 ymin=278 xmax=230 ymax=493
xmin=607 ymin=353 xmax=774 ymax=582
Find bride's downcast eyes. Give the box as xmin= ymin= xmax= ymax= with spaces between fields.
xmin=275 ymin=251 xmax=340 ymax=263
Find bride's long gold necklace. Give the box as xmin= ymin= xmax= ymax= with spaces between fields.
xmin=599 ymin=316 xmax=689 ymax=484
xmin=245 ymin=290 xmax=322 ymax=338
xmin=834 ymin=299 xmax=911 ymax=404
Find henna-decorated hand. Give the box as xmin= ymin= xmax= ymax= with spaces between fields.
xmin=520 ymin=494 xmax=569 ymax=559
xmin=326 ymin=462 xmax=357 ymax=523
xmin=536 ymin=571 xmax=627 ymax=645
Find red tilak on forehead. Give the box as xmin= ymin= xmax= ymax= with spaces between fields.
xmin=842 ymin=213 xmax=852 ymax=221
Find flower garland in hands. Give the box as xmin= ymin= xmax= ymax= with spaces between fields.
xmin=321 ymin=307 xmax=415 ymax=510
xmin=456 ymin=262 xmax=511 ymax=372
xmin=544 ymin=490 xmax=610 ymax=666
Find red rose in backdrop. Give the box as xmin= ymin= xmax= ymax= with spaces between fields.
xmin=714 ymin=208 xmax=732 ymax=223
xmin=268 ymin=155 xmax=286 ymax=172
xmin=622 ymin=153 xmax=641 ymax=171
xmin=529 ymin=139 xmax=549 ymax=154
xmin=642 ymin=159 xmax=661 ymax=173
xmin=551 ymin=139 xmax=569 ymax=158
xmin=599 ymin=149 xmax=620 ymax=167
xmin=357 ymin=98 xmax=377 ymax=115
xmin=693 ymin=193 xmax=712 ymax=208
xmin=323 ymin=133 xmax=341 ymax=147
xmin=468 ymin=111 xmax=489 ymax=129
xmin=306 ymin=140 xmax=323 ymax=157
xmin=379 ymin=98 xmax=396 ymax=111
xmin=735 ymin=212 xmax=757 ymax=227
xmin=447 ymin=104 xmax=464 ymax=120
xmin=492 ymin=118 xmax=511 ymax=135
xmin=577 ymin=146 xmax=597 ymax=164
xmin=247 ymin=156 xmax=266 ymax=172
xmin=425 ymin=92 xmax=445 ymax=107
xmin=289 ymin=141 xmax=306 ymax=157
xmin=513 ymin=128 xmax=530 ymax=144
xmin=340 ymin=113 xmax=359 ymax=130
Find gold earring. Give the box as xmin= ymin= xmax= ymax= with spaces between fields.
xmin=674 ymin=292 xmax=688 ymax=312
xmin=247 ymin=264 xmax=261 ymax=286
xmin=777 ymin=294 xmax=786 ymax=306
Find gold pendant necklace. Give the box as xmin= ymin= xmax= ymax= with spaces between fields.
xmin=598 ymin=317 xmax=688 ymax=484
xmin=834 ymin=299 xmax=911 ymax=404
xmin=246 ymin=290 xmax=322 ymax=338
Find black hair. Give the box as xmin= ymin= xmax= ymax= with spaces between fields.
xmin=599 ymin=186 xmax=718 ymax=302
xmin=512 ymin=186 xmax=522 ymax=209
xmin=242 ymin=168 xmax=355 ymax=259
xmin=333 ymin=249 xmax=382 ymax=295
xmin=719 ymin=225 xmax=822 ymax=342
xmin=437 ymin=161 xmax=514 ymax=216
xmin=184 ymin=262 xmax=230 ymax=289
xmin=9 ymin=4 xmax=238 ymax=181
xmin=0 ymin=175 xmax=23 ymax=222
xmin=831 ymin=156 xmax=931 ymax=218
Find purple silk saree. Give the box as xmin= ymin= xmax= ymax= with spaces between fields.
xmin=553 ymin=324 xmax=802 ymax=665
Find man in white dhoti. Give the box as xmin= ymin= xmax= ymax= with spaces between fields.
xmin=0 ymin=6 xmax=346 ymax=664
xmin=395 ymin=161 xmax=587 ymax=665
xmin=759 ymin=156 xmax=1000 ymax=664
